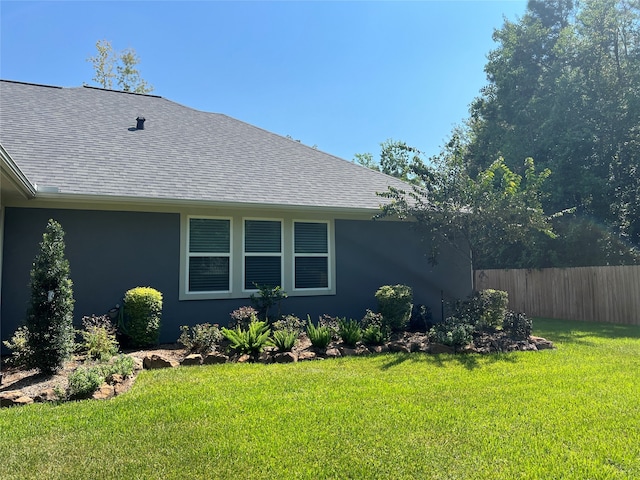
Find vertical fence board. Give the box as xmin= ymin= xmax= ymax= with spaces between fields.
xmin=474 ymin=266 xmax=640 ymax=325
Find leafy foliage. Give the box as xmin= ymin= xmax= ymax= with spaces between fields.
xmin=67 ymin=366 xmax=104 ymax=399
xmin=249 ymin=285 xmax=288 ymax=321
xmin=229 ymin=306 xmax=259 ymax=330
xmin=503 ymin=311 xmax=533 ymax=340
xmin=338 ymin=318 xmax=362 ymax=347
xmin=80 ymin=315 xmax=119 ymax=361
xmin=25 ymin=219 xmax=76 ymax=374
xmin=306 ymin=317 xmax=332 ymax=349
xmin=178 ymin=323 xmax=221 ymax=354
xmin=272 ymin=330 xmax=298 ymax=352
xmin=429 ymin=317 xmax=475 ymax=350
xmin=122 ymin=287 xmax=163 ymax=347
xmin=221 ymin=320 xmax=272 ymax=356
xmin=452 ymin=289 xmax=509 ymax=331
xmin=354 ymin=139 xmax=426 ymax=184
xmin=375 ymin=284 xmax=413 ymax=332
xmin=362 ymin=325 xmax=386 ymax=346
xmin=87 ymin=39 xmax=153 ymax=93
xmin=2 ymin=326 xmax=32 ymax=369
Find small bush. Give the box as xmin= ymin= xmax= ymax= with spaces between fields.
xmin=318 ymin=314 xmax=340 ymax=340
xmin=362 ymin=325 xmax=386 ymax=346
xmin=123 ymin=287 xmax=163 ymax=347
xmin=306 ymin=317 xmax=332 ymax=349
xmin=272 ymin=314 xmax=305 ymax=334
xmin=453 ymin=289 xmax=509 ymax=331
xmin=375 ymin=284 xmax=413 ymax=332
xmin=2 ymin=326 xmax=32 ymax=369
xmin=67 ymin=366 xmax=104 ymax=399
xmin=80 ymin=315 xmax=119 ymax=361
xmin=229 ymin=306 xmax=259 ymax=329
xmin=178 ymin=323 xmax=221 ymax=354
xmin=338 ymin=318 xmax=362 ymax=347
xmin=221 ymin=320 xmax=272 ymax=356
xmin=98 ymin=354 xmax=136 ymax=382
xmin=272 ymin=330 xmax=298 ymax=352
xmin=429 ymin=317 xmax=475 ymax=350
xmin=249 ymin=285 xmax=288 ymax=321
xmin=503 ymin=311 xmax=532 ymax=340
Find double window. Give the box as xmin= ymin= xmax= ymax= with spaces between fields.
xmin=183 ymin=215 xmax=332 ymax=298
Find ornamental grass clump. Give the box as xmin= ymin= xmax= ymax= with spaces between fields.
xmin=306 ymin=316 xmax=332 ymax=349
xmin=338 ymin=318 xmax=362 ymax=347
xmin=123 ymin=287 xmax=163 ymax=347
xmin=221 ymin=320 xmax=272 ymax=356
xmin=271 ymin=315 xmax=304 ymax=352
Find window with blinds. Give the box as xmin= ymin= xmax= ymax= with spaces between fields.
xmin=294 ymin=221 xmax=329 ymax=289
xmin=244 ymin=219 xmax=282 ymax=290
xmin=187 ymin=218 xmax=231 ymax=292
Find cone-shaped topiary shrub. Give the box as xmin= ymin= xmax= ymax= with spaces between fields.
xmin=25 ymin=219 xmax=76 ymax=374
xmin=123 ymin=287 xmax=163 ymax=347
xmin=375 ymin=284 xmax=413 ymax=332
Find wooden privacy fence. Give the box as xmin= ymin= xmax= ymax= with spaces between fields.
xmin=474 ymin=265 xmax=640 ymax=325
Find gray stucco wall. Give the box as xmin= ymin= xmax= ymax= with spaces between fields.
xmin=1 ymin=207 xmax=472 ymax=348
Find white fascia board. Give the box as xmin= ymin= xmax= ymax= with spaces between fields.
xmin=0 ymin=144 xmax=37 ymax=198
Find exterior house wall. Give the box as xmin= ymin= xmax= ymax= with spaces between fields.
xmin=1 ymin=207 xmax=472 ymax=347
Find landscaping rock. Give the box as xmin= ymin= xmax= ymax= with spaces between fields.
xmin=0 ymin=390 xmax=33 ymax=407
xmin=143 ymin=354 xmax=179 ymax=369
xmin=325 ymin=347 xmax=341 ymax=358
xmin=429 ymin=343 xmax=455 ymax=354
xmin=388 ymin=341 xmax=412 ymax=354
xmin=297 ymin=351 xmax=317 ymax=361
xmin=181 ymin=354 xmax=203 ymax=366
xmin=237 ymin=354 xmax=252 ymax=363
xmin=92 ymin=383 xmax=115 ymax=400
xmin=370 ymin=344 xmax=390 ymax=354
xmin=530 ymin=336 xmax=555 ymax=350
xmin=34 ymin=388 xmax=60 ymax=403
xmin=258 ymin=352 xmax=274 ymax=364
xmin=203 ymin=352 xmax=228 ymax=365
xmin=274 ymin=352 xmax=297 ymax=363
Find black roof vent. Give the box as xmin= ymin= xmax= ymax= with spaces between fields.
xmin=136 ymin=116 xmax=146 ymax=130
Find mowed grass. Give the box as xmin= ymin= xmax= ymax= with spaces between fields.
xmin=1 ymin=318 xmax=639 ymax=480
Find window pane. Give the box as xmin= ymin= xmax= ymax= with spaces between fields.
xmin=295 ymin=257 xmax=328 ymax=289
xmin=189 ymin=218 xmax=230 ymax=253
xmin=189 ymin=257 xmax=230 ymax=292
xmin=295 ymin=222 xmax=328 ymax=254
xmin=245 ymin=220 xmax=281 ymax=253
xmin=245 ymin=256 xmax=281 ymax=289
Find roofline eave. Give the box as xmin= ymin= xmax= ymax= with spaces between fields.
xmin=0 ymin=144 xmax=37 ymax=198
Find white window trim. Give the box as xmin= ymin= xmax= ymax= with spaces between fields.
xmin=242 ymin=217 xmax=284 ymax=293
xmin=179 ymin=213 xmax=336 ymax=300
xmin=182 ymin=215 xmax=233 ymax=299
xmin=292 ymin=219 xmax=332 ymax=292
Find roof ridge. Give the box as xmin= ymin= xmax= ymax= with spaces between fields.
xmin=0 ymin=79 xmax=62 ymax=89
xmin=81 ymin=84 xmax=162 ymax=98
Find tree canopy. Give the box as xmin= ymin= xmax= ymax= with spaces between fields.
xmin=87 ymin=40 xmax=153 ymax=94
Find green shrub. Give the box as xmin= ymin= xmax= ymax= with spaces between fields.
xmin=178 ymin=323 xmax=221 ymax=354
xmin=80 ymin=315 xmax=119 ymax=361
xmin=375 ymin=284 xmax=413 ymax=332
xmin=229 ymin=306 xmax=259 ymax=330
xmin=249 ymin=285 xmax=288 ymax=321
xmin=453 ymin=289 xmax=509 ymax=331
xmin=272 ymin=330 xmax=298 ymax=352
xmin=272 ymin=314 xmax=305 ymax=334
xmin=25 ymin=219 xmax=76 ymax=374
xmin=429 ymin=317 xmax=475 ymax=350
xmin=97 ymin=354 xmax=136 ymax=382
xmin=503 ymin=311 xmax=532 ymax=340
xmin=123 ymin=287 xmax=163 ymax=347
xmin=362 ymin=325 xmax=386 ymax=346
xmin=338 ymin=318 xmax=362 ymax=347
xmin=2 ymin=326 xmax=32 ymax=369
xmin=221 ymin=320 xmax=272 ymax=356
xmin=67 ymin=366 xmax=104 ymax=399
xmin=306 ymin=317 xmax=332 ymax=349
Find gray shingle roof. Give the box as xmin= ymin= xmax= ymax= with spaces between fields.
xmin=0 ymin=80 xmax=408 ymax=211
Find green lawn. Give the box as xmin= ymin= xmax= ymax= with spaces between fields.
xmin=1 ymin=318 xmax=639 ymax=479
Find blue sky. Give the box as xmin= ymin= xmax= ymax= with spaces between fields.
xmin=1 ymin=0 xmax=527 ymax=162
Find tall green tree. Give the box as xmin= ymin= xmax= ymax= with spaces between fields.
xmin=354 ymin=139 xmax=426 ymax=185
xmin=25 ymin=219 xmax=75 ymax=374
xmin=87 ymin=40 xmax=154 ymax=94
xmin=377 ymin=136 xmax=555 ymax=274
xmin=465 ymin=0 xmax=640 ymax=266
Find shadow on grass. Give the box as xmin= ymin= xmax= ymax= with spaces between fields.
xmin=534 ymin=318 xmax=640 ymax=345
xmin=379 ymin=351 xmax=519 ymax=371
